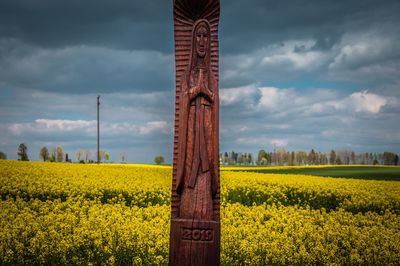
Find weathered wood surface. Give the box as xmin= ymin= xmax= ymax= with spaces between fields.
xmin=170 ymin=0 xmax=220 ymax=265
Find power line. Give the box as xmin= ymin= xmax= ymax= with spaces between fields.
xmin=97 ymin=95 xmax=100 ymax=164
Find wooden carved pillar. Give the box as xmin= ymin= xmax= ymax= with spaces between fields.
xmin=170 ymin=0 xmax=220 ymax=265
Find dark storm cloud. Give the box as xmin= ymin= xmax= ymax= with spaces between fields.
xmin=220 ymin=0 xmax=400 ymax=54
xmin=2 ymin=0 xmax=399 ymax=54
xmin=1 ymin=0 xmax=400 ymax=93
xmin=0 ymin=39 xmax=174 ymax=93
xmin=217 ymin=0 xmax=400 ymax=89
xmin=0 ymin=1 xmax=177 ymax=94
xmin=0 ymin=0 xmax=174 ymax=52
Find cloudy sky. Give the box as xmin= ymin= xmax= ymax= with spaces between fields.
xmin=0 ymin=0 xmax=399 ymax=163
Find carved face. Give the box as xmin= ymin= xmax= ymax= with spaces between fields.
xmin=195 ymin=23 xmax=209 ymax=58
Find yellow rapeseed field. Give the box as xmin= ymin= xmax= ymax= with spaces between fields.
xmin=1 ymin=160 xmax=399 ymax=265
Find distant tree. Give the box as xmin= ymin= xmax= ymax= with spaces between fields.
xmin=295 ymin=150 xmax=307 ymax=166
xmin=224 ymin=152 xmax=229 ymax=165
xmin=308 ymin=149 xmax=317 ymax=165
xmin=84 ymin=149 xmax=91 ymax=163
xmin=377 ymin=153 xmax=383 ymax=165
xmin=120 ymin=150 xmax=128 ymax=162
xmin=369 ymin=153 xmax=373 ymax=165
xmin=231 ymin=151 xmax=238 ymax=164
xmin=219 ymin=153 xmax=224 ymax=165
xmin=351 ymin=151 xmax=356 ymax=165
xmin=55 ymin=146 xmax=64 ymax=162
xmin=359 ymin=153 xmax=367 ymax=165
xmin=0 ymin=151 xmax=6 ymax=160
xmin=257 ymin=150 xmax=268 ymax=165
xmin=289 ymin=151 xmax=295 ymax=166
xmin=345 ymin=151 xmax=351 ymax=165
xmin=105 ymin=152 xmax=110 ymax=162
xmin=335 ymin=157 xmax=342 ymax=165
xmin=237 ymin=154 xmax=244 ymax=165
xmin=329 ymin=150 xmax=336 ymax=165
xmin=285 ymin=150 xmax=290 ymax=166
xmin=320 ymin=152 xmax=328 ymax=165
xmin=100 ymin=150 xmax=106 ymax=162
xmin=336 ymin=149 xmax=351 ymax=165
xmin=248 ymin=153 xmax=253 ymax=165
xmin=154 ymin=156 xmax=165 ymax=165
xmin=49 ymin=153 xmax=55 ymax=162
xmin=373 ymin=153 xmax=379 ymax=165
xmin=76 ymin=149 xmax=83 ymax=162
xmin=383 ymin=152 xmax=397 ymax=165
xmin=95 ymin=150 xmax=106 ymax=163
xmin=49 ymin=148 xmax=56 ymax=162
xmin=274 ymin=148 xmax=287 ymax=166
xmin=395 ymin=154 xmax=399 ymax=166
xmin=18 ymin=143 xmax=29 ymax=161
xmin=65 ymin=153 xmax=69 ymax=162
xmin=39 ymin=147 xmax=49 ymax=162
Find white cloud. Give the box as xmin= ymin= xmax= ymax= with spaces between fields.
xmin=237 ymin=136 xmax=270 ymax=145
xmin=221 ymin=39 xmax=333 ymax=87
xmin=7 ymin=119 xmax=171 ymax=137
xmin=329 ymin=43 xmax=368 ymax=70
xmin=36 ymin=119 xmax=95 ymax=130
xmin=221 ymin=29 xmax=400 ymax=88
xmin=139 ymin=121 xmax=170 ymax=135
xmin=321 ymin=130 xmax=337 ymax=138
xmin=9 ymin=119 xmax=96 ymax=136
xmin=236 ymin=136 xmax=288 ymax=148
xmin=220 ymin=84 xmax=259 ymax=106
xmin=261 ymin=40 xmax=325 ymax=69
xmin=104 ymin=122 xmax=138 ymax=136
xmin=257 ymin=86 xmax=293 ymax=110
xmin=349 ymin=91 xmax=388 ymax=113
xmin=329 ymin=32 xmax=396 ymax=70
xmin=270 ymin=139 xmax=288 ymax=147
xmin=330 ymin=90 xmax=391 ymax=114
xmin=220 ymin=83 xmax=397 ymax=116
xmin=239 ymin=126 xmax=249 ymax=132
xmin=257 ymin=86 xmax=394 ymax=115
xmin=326 ymin=30 xmax=400 ymax=83
xmin=264 ymin=124 xmax=291 ymax=130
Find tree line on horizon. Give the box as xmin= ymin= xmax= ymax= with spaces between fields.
xmin=0 ymin=143 xmax=130 ymax=163
xmin=0 ymin=143 xmax=166 ymax=165
xmin=1 ymin=144 xmax=399 ymax=166
xmin=220 ymin=148 xmax=400 ymax=166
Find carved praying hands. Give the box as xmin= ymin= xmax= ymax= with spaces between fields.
xmin=189 ymin=69 xmax=214 ymax=103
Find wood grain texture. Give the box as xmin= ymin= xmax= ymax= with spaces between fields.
xmin=170 ymin=0 xmax=220 ymax=265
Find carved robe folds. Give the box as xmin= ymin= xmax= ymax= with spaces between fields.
xmin=178 ymin=66 xmax=218 ymax=220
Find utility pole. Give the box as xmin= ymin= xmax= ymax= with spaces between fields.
xmin=97 ymin=95 xmax=100 ymax=164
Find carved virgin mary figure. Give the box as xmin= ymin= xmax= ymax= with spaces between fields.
xmin=176 ymin=19 xmax=219 ymax=220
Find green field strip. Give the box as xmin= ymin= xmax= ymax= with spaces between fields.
xmin=225 ymin=166 xmax=400 ymax=180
